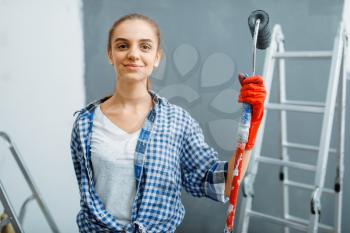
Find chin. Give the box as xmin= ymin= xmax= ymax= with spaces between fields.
xmin=120 ymin=73 xmax=148 ymax=83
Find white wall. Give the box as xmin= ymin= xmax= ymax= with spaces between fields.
xmin=0 ymin=0 xmax=85 ymax=232
xmin=343 ymin=0 xmax=350 ymax=75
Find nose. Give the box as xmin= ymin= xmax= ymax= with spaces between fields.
xmin=127 ymin=45 xmax=140 ymax=61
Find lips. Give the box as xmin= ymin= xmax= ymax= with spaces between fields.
xmin=123 ymin=64 xmax=143 ymax=71
xmin=124 ymin=64 xmax=143 ymax=67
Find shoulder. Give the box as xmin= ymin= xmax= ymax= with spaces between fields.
xmin=157 ymin=95 xmax=194 ymax=122
xmin=154 ymin=94 xmax=198 ymax=136
xmin=72 ymin=95 xmax=111 ymax=120
xmin=70 ymin=96 xmax=109 ymax=139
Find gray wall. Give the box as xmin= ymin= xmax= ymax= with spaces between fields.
xmin=82 ymin=1 xmax=348 ymax=232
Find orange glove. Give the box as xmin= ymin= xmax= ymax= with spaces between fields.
xmin=238 ymin=74 xmax=266 ymax=150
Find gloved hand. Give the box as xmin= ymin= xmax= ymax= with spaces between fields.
xmin=238 ymin=73 xmax=266 ymax=150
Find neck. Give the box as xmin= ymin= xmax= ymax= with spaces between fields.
xmin=109 ymin=78 xmax=152 ymax=111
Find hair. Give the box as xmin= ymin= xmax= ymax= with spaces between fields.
xmin=107 ymin=13 xmax=161 ymax=91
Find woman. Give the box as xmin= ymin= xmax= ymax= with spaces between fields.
xmin=70 ymin=13 xmax=266 ymax=233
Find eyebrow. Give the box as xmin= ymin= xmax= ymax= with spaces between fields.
xmin=113 ymin=38 xmax=154 ymax=43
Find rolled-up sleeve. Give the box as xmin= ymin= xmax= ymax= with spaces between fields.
xmin=180 ymin=114 xmax=228 ymax=203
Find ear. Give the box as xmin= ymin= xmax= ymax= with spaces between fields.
xmin=154 ymin=49 xmax=163 ymax=68
xmin=107 ymin=49 xmax=113 ymax=65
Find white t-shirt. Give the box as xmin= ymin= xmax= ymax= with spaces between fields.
xmin=90 ymin=104 xmax=140 ymax=225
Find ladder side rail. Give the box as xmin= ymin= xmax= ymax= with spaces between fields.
xmin=9 ymin=145 xmax=60 ymax=233
xmin=308 ymin=23 xmax=345 ymax=233
xmin=277 ymin=36 xmax=290 ymax=233
xmin=334 ymin=28 xmax=347 ymax=233
xmin=0 ymin=132 xmax=60 ymax=233
xmin=0 ymin=181 xmax=24 ymax=233
xmin=237 ymin=24 xmax=282 ymax=233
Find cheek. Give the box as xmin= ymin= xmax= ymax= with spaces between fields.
xmin=145 ymin=53 xmax=158 ymax=66
xmin=114 ymin=53 xmax=125 ymax=62
xmin=110 ymin=50 xmax=125 ymax=62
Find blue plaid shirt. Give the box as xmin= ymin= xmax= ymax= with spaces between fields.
xmin=70 ymin=90 xmax=228 ymax=233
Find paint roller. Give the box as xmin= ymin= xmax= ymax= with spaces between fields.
xmin=224 ymin=10 xmax=271 ymax=233
xmin=248 ymin=10 xmax=271 ymax=75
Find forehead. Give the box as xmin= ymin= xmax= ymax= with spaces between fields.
xmin=112 ymin=19 xmax=157 ymax=42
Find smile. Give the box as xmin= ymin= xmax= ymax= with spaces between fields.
xmin=123 ymin=64 xmax=143 ymax=71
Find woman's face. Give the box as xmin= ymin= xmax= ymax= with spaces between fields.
xmin=108 ymin=19 xmax=161 ymax=84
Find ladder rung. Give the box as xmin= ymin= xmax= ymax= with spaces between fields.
xmin=256 ymin=157 xmax=316 ymax=171
xmin=286 ymin=215 xmax=334 ymax=232
xmin=266 ymin=103 xmax=325 ymax=113
xmin=283 ymin=142 xmax=337 ymax=154
xmin=284 ymin=180 xmax=335 ymax=194
xmin=247 ymin=210 xmax=308 ymax=232
xmin=273 ymin=51 xmax=333 ymax=59
xmin=284 ymin=100 xmax=325 ymax=107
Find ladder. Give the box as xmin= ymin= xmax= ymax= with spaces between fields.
xmin=0 ymin=131 xmax=60 ymax=233
xmin=237 ymin=22 xmax=347 ymax=233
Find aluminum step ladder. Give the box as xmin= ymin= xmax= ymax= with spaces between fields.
xmin=237 ymin=22 xmax=347 ymax=233
xmin=0 ymin=131 xmax=60 ymax=233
